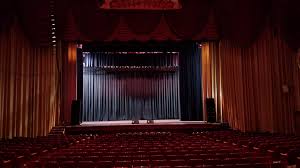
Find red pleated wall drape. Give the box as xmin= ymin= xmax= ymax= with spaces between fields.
xmin=215 ymin=0 xmax=270 ymax=47
xmin=17 ymin=0 xmax=51 ymax=46
xmin=61 ymin=43 xmax=77 ymax=125
xmin=0 ymin=1 xmax=14 ymax=32
xmin=219 ymin=26 xmax=298 ymax=134
xmin=56 ymin=0 xmax=217 ymax=41
xmin=201 ymin=42 xmax=222 ymax=122
xmin=124 ymin=12 xmax=162 ymax=35
xmin=276 ymin=0 xmax=300 ymax=51
xmin=295 ymin=49 xmax=300 ymax=135
xmin=164 ymin=0 xmax=213 ymax=39
xmin=0 ymin=20 xmax=61 ymax=138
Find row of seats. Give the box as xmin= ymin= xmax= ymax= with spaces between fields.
xmin=26 ymin=160 xmax=281 ymax=168
xmin=0 ymin=136 xmax=79 ymax=168
xmin=3 ymin=129 xmax=299 ymax=168
xmin=200 ymin=130 xmax=300 ymax=165
xmin=24 ymin=132 xmax=282 ymax=168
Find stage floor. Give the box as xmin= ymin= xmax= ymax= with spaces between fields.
xmin=80 ymin=120 xmax=208 ymax=126
xmin=63 ymin=120 xmax=223 ymax=135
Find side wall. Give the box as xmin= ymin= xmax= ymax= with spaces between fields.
xmin=0 ymin=20 xmax=60 ymax=138
xmin=217 ymin=27 xmax=299 ymax=134
xmin=60 ymin=42 xmax=77 ymax=125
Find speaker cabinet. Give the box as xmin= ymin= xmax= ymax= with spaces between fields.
xmin=147 ymin=120 xmax=154 ymax=124
xmin=206 ymin=98 xmax=216 ymax=123
xmin=71 ymin=100 xmax=81 ymax=125
xmin=132 ymin=120 xmax=139 ymax=124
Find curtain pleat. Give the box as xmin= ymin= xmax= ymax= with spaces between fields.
xmin=0 ymin=21 xmax=60 ymax=138
xmin=61 ymin=43 xmax=77 ymax=124
xmin=218 ymin=26 xmax=297 ymax=134
xmin=179 ymin=43 xmax=203 ymax=121
xmin=82 ymin=52 xmax=180 ymax=121
xmin=201 ymin=42 xmax=222 ymax=121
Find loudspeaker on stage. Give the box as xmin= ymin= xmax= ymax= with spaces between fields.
xmin=206 ymin=98 xmax=216 ymax=123
xmin=71 ymin=100 xmax=81 ymax=125
xmin=132 ymin=120 xmax=139 ymax=124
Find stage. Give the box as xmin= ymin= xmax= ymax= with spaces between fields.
xmin=63 ymin=120 xmax=224 ymax=135
xmin=80 ymin=120 xmax=207 ymax=126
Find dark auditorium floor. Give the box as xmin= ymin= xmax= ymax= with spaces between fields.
xmin=1 ymin=129 xmax=300 ymax=168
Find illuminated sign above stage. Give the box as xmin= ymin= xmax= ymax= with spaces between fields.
xmin=98 ymin=0 xmax=182 ymax=10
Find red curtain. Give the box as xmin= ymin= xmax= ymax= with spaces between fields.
xmin=124 ymin=12 xmax=162 ymax=35
xmin=193 ymin=12 xmax=219 ymax=41
xmin=0 ymin=1 xmax=15 ymax=32
xmin=201 ymin=42 xmax=222 ymax=122
xmin=218 ymin=25 xmax=298 ymax=134
xmin=55 ymin=0 xmax=217 ymax=41
xmin=276 ymin=0 xmax=300 ymax=51
xmin=17 ymin=0 xmax=50 ymax=46
xmin=296 ymin=49 xmax=300 ymax=135
xmin=147 ymin=16 xmax=178 ymax=41
xmin=55 ymin=0 xmax=82 ymax=41
xmin=106 ymin=16 xmax=179 ymax=42
xmin=164 ymin=0 xmax=213 ymax=39
xmin=60 ymin=43 xmax=77 ymax=124
xmin=0 ymin=20 xmax=60 ymax=138
xmin=215 ymin=0 xmax=270 ymax=47
xmin=71 ymin=0 xmax=120 ymax=41
xmin=10 ymin=0 xmax=298 ymax=49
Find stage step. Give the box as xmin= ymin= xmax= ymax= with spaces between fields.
xmin=49 ymin=126 xmax=66 ymax=135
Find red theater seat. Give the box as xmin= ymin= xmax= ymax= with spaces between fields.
xmin=95 ymin=160 xmax=113 ymax=167
xmin=132 ymin=159 xmax=150 ymax=167
xmin=45 ymin=161 xmax=59 ymax=168
xmin=60 ymin=161 xmax=76 ymax=168
xmin=78 ymin=161 xmax=95 ymax=168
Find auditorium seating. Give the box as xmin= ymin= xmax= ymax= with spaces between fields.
xmin=24 ymin=132 xmax=282 ymax=168
xmin=201 ymin=130 xmax=300 ymax=166
xmin=0 ymin=136 xmax=77 ymax=168
xmin=2 ymin=129 xmax=300 ymax=167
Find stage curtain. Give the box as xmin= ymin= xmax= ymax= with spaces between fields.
xmin=124 ymin=12 xmax=162 ymax=35
xmin=275 ymin=0 xmax=300 ymax=50
xmin=106 ymin=16 xmax=179 ymax=42
xmin=105 ymin=16 xmax=141 ymax=42
xmin=59 ymin=0 xmax=217 ymax=41
xmin=179 ymin=42 xmax=203 ymax=120
xmin=70 ymin=0 xmax=120 ymax=41
xmin=164 ymin=0 xmax=213 ymax=39
xmin=0 ymin=1 xmax=14 ymax=32
xmin=55 ymin=0 xmax=82 ymax=41
xmin=82 ymin=52 xmax=180 ymax=121
xmin=60 ymin=42 xmax=77 ymax=124
xmin=17 ymin=0 xmax=51 ymax=46
xmin=0 ymin=21 xmax=60 ymax=138
xmin=201 ymin=42 xmax=222 ymax=121
xmin=219 ymin=26 xmax=298 ymax=134
xmin=215 ymin=0 xmax=270 ymax=47
xmin=295 ymin=49 xmax=300 ymax=135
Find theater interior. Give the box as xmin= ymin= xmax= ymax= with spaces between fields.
xmin=0 ymin=0 xmax=300 ymax=167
